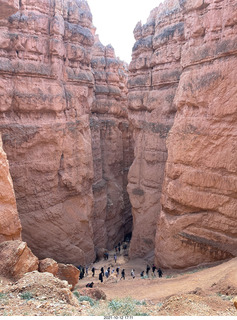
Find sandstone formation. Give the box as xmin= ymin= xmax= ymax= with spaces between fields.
xmin=127 ymin=0 xmax=184 ymax=258
xmin=90 ymin=36 xmax=133 ymax=251
xmin=0 ymin=0 xmax=96 ymax=266
xmin=0 ymin=240 xmax=38 ymax=280
xmin=154 ymin=0 xmax=237 ymax=268
xmin=0 ymin=135 xmax=21 ymax=242
xmin=0 ymin=0 xmax=19 ymax=19
xmin=39 ymin=258 xmax=59 ymax=276
xmin=56 ymin=263 xmax=79 ymax=290
xmin=0 ymin=0 xmax=132 ymax=265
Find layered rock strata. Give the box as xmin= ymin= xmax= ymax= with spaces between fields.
xmin=0 ymin=0 xmax=96 ymax=265
xmin=155 ymin=0 xmax=237 ymax=268
xmin=127 ymin=0 xmax=184 ymax=258
xmin=90 ymin=36 xmax=133 ymax=252
xmin=0 ymin=0 xmax=132 ymax=264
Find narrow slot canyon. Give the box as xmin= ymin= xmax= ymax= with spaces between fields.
xmin=0 ymin=0 xmax=236 ymax=282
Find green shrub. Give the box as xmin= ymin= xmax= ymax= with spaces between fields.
xmin=108 ymin=297 xmax=149 ymax=316
xmin=78 ymin=295 xmax=95 ymax=306
xmin=73 ymin=291 xmax=80 ymax=298
xmin=20 ymin=291 xmax=33 ymax=300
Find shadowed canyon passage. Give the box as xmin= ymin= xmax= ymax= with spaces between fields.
xmin=0 ymin=0 xmax=236 ymax=269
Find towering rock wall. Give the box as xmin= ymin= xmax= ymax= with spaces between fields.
xmin=155 ymin=0 xmax=237 ymax=268
xmin=127 ymin=0 xmax=184 ymax=258
xmin=90 ymin=36 xmax=133 ymax=252
xmin=0 ymin=0 xmax=132 ymax=265
xmin=0 ymin=0 xmax=96 ymax=265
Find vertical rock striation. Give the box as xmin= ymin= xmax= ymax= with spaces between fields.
xmin=90 ymin=36 xmax=133 ymax=252
xmin=155 ymin=0 xmax=237 ymax=268
xmin=0 ymin=0 xmax=96 ymax=265
xmin=127 ymin=0 xmax=184 ymax=258
xmin=0 ymin=0 xmax=132 ymax=264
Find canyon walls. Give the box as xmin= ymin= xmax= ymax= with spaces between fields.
xmin=91 ymin=37 xmax=133 ymax=252
xmin=0 ymin=0 xmax=132 ymax=265
xmin=127 ymin=0 xmax=184 ymax=258
xmin=155 ymin=0 xmax=237 ymax=268
xmin=0 ymin=0 xmax=96 ymax=265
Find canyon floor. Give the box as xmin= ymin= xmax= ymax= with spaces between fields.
xmin=0 ymin=249 xmax=237 ymax=317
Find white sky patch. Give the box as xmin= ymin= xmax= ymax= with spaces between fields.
xmin=87 ymin=0 xmax=163 ymax=63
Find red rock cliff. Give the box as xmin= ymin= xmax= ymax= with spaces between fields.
xmin=0 ymin=0 xmax=132 ymax=264
xmin=155 ymin=0 xmax=237 ymax=268
xmin=90 ymin=36 xmax=133 ymax=253
xmin=127 ymin=0 xmax=184 ymax=258
xmin=0 ymin=0 xmax=96 ymax=265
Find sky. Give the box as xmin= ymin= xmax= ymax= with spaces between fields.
xmin=86 ymin=0 xmax=163 ymax=63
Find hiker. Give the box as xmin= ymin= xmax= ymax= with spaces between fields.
xmin=115 ymin=245 xmax=118 ymax=252
xmin=105 ymin=252 xmax=109 ymax=260
xmin=123 ymin=243 xmax=127 ymax=250
xmin=131 ymin=269 xmax=135 ymax=279
xmin=118 ymin=244 xmax=121 ymax=254
xmin=108 ymin=267 xmax=111 ymax=276
xmin=152 ymin=264 xmax=156 ymax=275
xmin=85 ymin=266 xmax=89 ymax=276
xmin=105 ymin=269 xmax=109 ymax=278
xmin=92 ymin=267 xmax=95 ymax=277
xmin=99 ymin=271 xmax=103 ymax=283
xmin=116 ymin=267 xmax=120 ymax=276
xmin=140 ymin=270 xmax=144 ymax=278
xmin=146 ymin=265 xmax=150 ymax=277
xmin=86 ymin=282 xmax=94 ymax=288
xmin=114 ymin=254 xmax=117 ymax=263
xmin=158 ymin=268 xmax=163 ymax=278
xmin=101 ymin=267 xmax=104 ymax=276
xmin=120 ymin=269 xmax=125 ymax=280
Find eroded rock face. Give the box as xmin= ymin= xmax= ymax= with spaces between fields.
xmin=155 ymin=0 xmax=237 ymax=268
xmin=0 ymin=135 xmax=21 ymax=242
xmin=0 ymin=0 xmax=19 ymax=19
xmin=56 ymin=263 xmax=79 ymax=290
xmin=127 ymin=0 xmax=184 ymax=258
xmin=0 ymin=240 xmax=38 ymax=280
xmin=0 ymin=0 xmax=95 ymax=265
xmin=39 ymin=258 xmax=59 ymax=276
xmin=90 ymin=36 xmax=134 ymax=251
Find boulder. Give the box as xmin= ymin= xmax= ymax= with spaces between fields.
xmin=56 ymin=263 xmax=79 ymax=290
xmin=39 ymin=258 xmax=58 ymax=276
xmin=0 ymin=240 xmax=38 ymax=280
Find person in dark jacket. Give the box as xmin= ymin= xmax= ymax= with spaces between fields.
xmin=140 ymin=270 xmax=144 ymax=278
xmin=120 ymin=269 xmax=125 ymax=280
xmin=146 ymin=265 xmax=151 ymax=277
xmin=99 ymin=271 xmax=103 ymax=283
xmin=152 ymin=264 xmax=156 ymax=275
xmin=101 ymin=267 xmax=104 ymax=276
xmin=158 ymin=268 xmax=163 ymax=278
xmin=91 ymin=267 xmax=95 ymax=277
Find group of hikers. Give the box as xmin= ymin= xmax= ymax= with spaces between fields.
xmin=78 ymin=239 xmax=163 ymax=285
xmin=80 ymin=263 xmax=163 ymax=284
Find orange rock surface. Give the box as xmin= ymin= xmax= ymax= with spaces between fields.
xmin=127 ymin=0 xmax=184 ymax=258
xmin=155 ymin=0 xmax=237 ymax=268
xmin=0 ymin=0 xmax=19 ymax=19
xmin=0 ymin=240 xmax=38 ymax=280
xmin=0 ymin=135 xmax=21 ymax=242
xmin=90 ymin=36 xmax=133 ymax=251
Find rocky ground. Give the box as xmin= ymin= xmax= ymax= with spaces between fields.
xmin=0 ymin=247 xmax=237 ymax=316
